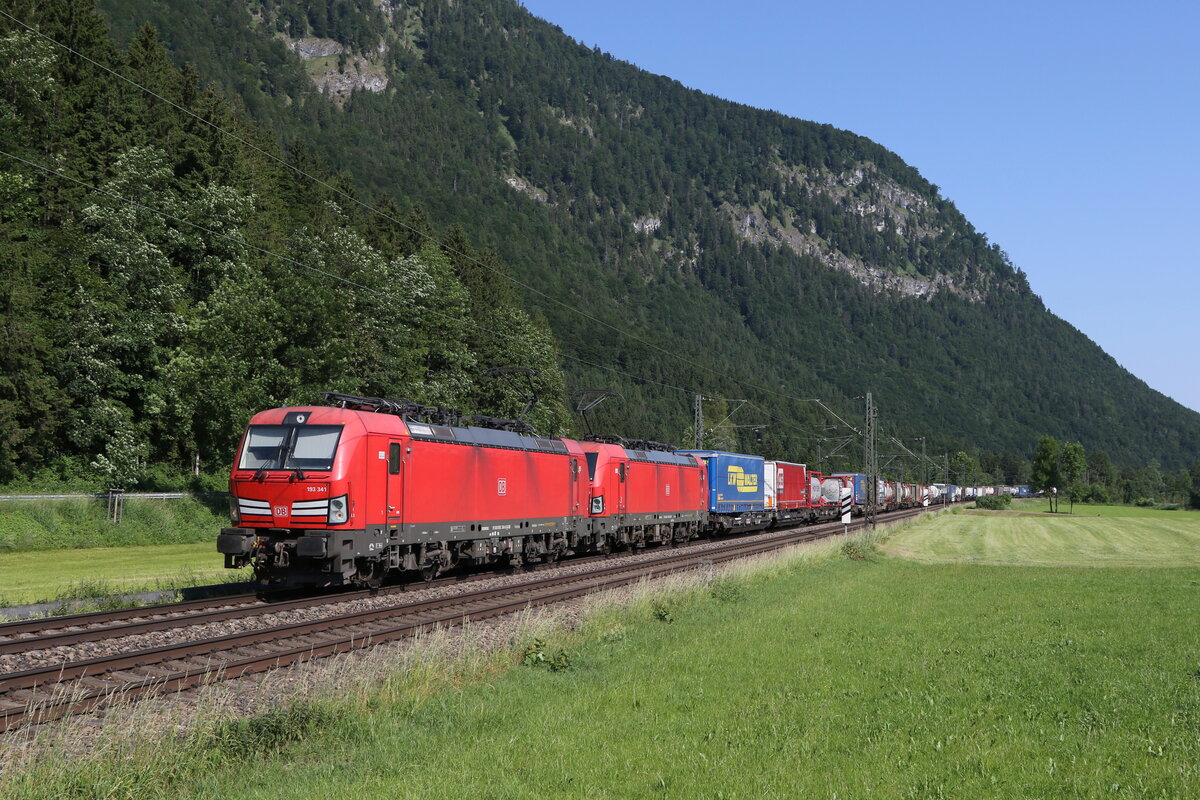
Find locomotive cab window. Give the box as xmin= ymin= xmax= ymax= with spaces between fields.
xmin=238 ymin=424 xmax=343 ymax=471
xmin=585 ymin=452 xmax=598 ymax=480
xmin=388 ymin=443 xmax=401 ymax=475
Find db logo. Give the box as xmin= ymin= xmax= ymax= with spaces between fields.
xmin=497 ymin=479 xmax=507 ymax=496
xmin=666 ymin=484 xmax=671 ymax=496
xmin=274 ymin=506 xmax=288 ymax=517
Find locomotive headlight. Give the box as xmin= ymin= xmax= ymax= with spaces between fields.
xmin=227 ymin=495 xmax=239 ymax=524
xmin=590 ymin=495 xmax=604 ymax=514
xmin=328 ymin=495 xmax=348 ymax=524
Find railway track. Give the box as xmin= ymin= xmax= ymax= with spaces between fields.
xmin=0 ymin=570 xmax=515 ymax=657
xmin=0 ymin=506 xmax=935 ymax=732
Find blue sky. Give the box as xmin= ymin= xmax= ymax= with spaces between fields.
xmin=520 ymin=0 xmax=1200 ymax=413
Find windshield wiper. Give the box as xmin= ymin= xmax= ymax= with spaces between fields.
xmin=290 ymin=469 xmax=307 ymax=481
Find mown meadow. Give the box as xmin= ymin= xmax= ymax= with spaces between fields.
xmin=887 ymin=503 xmax=1200 ymax=567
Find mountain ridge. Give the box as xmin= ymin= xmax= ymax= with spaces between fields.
xmin=69 ymin=0 xmax=1200 ymax=471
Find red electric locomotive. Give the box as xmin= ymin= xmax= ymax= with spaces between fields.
xmin=218 ymin=393 xmax=593 ymax=589
xmin=579 ymin=438 xmax=706 ymax=549
xmin=217 ymin=393 xmax=937 ymax=591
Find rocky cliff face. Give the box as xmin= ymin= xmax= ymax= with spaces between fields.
xmin=282 ymin=36 xmax=388 ymax=105
xmin=723 ymin=161 xmax=986 ymax=301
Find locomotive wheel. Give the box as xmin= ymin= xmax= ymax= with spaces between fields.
xmin=360 ymin=560 xmax=386 ymax=590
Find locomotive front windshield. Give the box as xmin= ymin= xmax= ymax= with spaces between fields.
xmin=238 ymin=425 xmax=343 ymax=471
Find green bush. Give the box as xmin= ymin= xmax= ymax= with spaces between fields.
xmin=522 ymin=638 xmax=572 ymax=672
xmin=709 ymin=579 xmax=744 ymax=603
xmin=974 ymin=494 xmax=1012 ymax=510
xmin=203 ymin=703 xmax=343 ymax=755
xmin=841 ymin=539 xmax=869 ymax=560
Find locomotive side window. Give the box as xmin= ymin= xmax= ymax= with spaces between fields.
xmin=585 ymin=452 xmax=598 ymax=480
xmin=238 ymin=424 xmax=343 ymax=471
xmin=388 ymin=443 xmax=401 ymax=475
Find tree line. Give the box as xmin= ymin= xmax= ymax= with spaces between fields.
xmin=87 ymin=0 xmax=1200 ymax=471
xmin=0 ymin=7 xmax=568 ymax=490
xmin=1029 ymin=436 xmax=1200 ymax=512
xmin=3 ymin=0 xmax=1198 ymax=491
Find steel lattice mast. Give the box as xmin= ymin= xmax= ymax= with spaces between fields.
xmin=864 ymin=392 xmax=878 ymax=528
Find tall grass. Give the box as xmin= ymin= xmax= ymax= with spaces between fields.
xmin=0 ymin=496 xmax=227 ymax=553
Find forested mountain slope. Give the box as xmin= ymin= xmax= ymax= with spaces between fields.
xmin=0 ymin=1 xmax=568 ymax=486
xmin=4 ymin=0 xmax=1197 ymax=481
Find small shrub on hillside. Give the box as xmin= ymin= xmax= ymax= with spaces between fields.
xmin=1135 ymin=497 xmax=1156 ymax=507
xmin=651 ymin=599 xmax=675 ymax=624
xmin=975 ymin=494 xmax=1012 ymax=510
xmin=1155 ymin=504 xmax=1181 ymax=511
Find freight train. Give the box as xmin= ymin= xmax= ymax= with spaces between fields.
xmin=217 ymin=393 xmax=955 ymax=590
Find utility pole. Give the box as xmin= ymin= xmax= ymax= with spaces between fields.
xmin=864 ymin=392 xmax=878 ymax=528
xmin=944 ymin=452 xmax=950 ymax=506
xmin=694 ymin=393 xmax=704 ymax=449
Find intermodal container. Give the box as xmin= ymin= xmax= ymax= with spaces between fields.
xmin=832 ymin=473 xmax=868 ymax=505
xmin=765 ymin=460 xmax=809 ymax=509
xmin=677 ymin=450 xmax=764 ymax=513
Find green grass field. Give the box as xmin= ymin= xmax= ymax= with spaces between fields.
xmin=0 ymin=496 xmax=236 ymax=605
xmin=1007 ymin=499 xmax=1190 ymax=518
xmin=6 ymin=510 xmax=1198 ymax=799
xmin=0 ymin=543 xmax=245 ymax=606
xmin=886 ymin=504 xmax=1200 ymax=567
